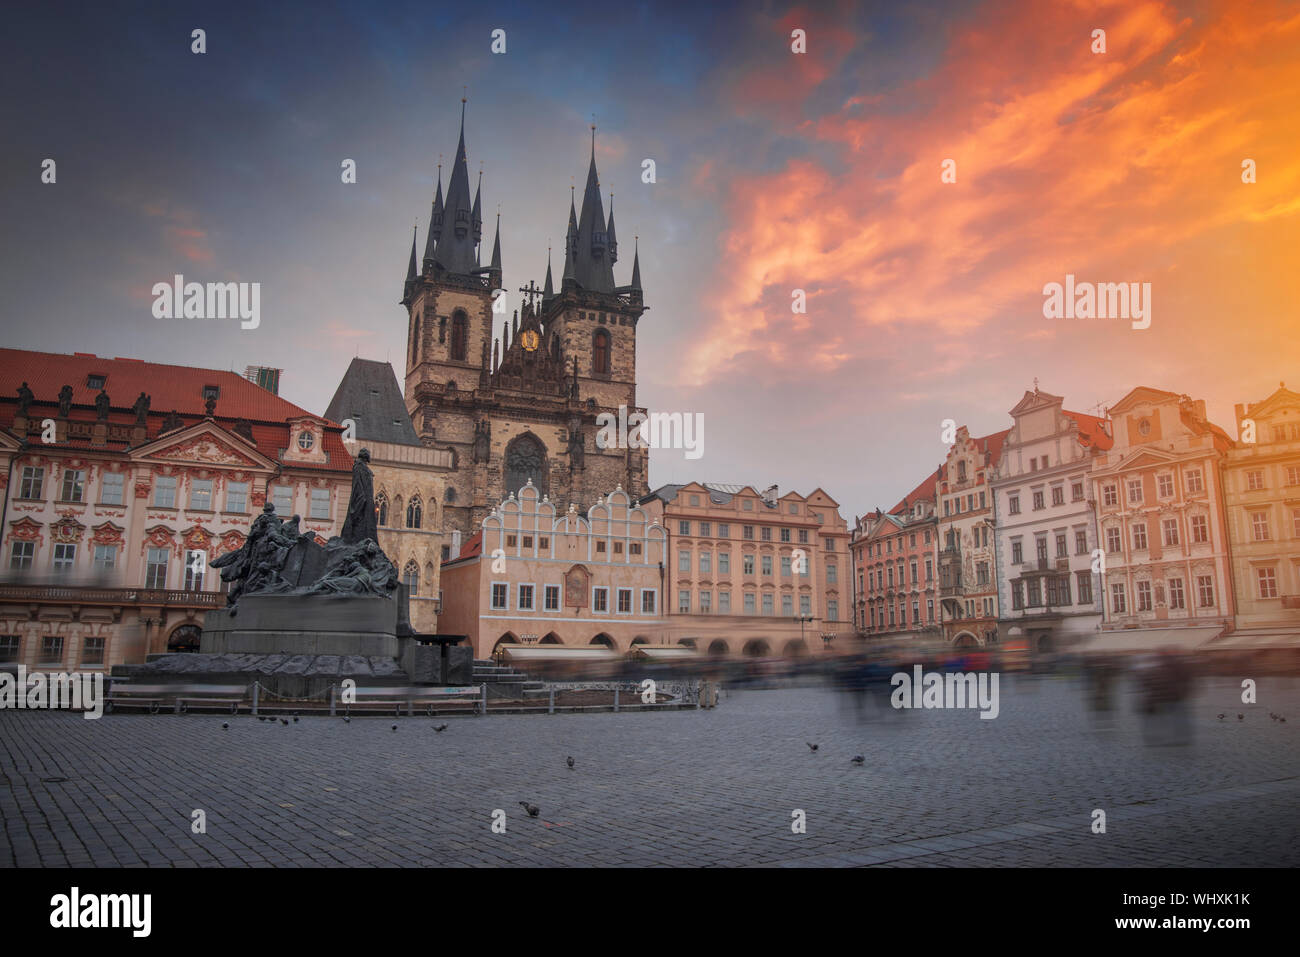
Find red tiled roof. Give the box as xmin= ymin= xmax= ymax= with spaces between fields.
xmin=975 ymin=428 xmax=1011 ymax=463
xmin=0 ymin=349 xmax=352 ymax=473
xmin=451 ymin=531 xmax=483 ymax=562
xmin=1063 ymin=410 xmax=1114 ymax=451
xmin=0 ymin=348 xmax=318 ymax=422
xmin=890 ymin=469 xmax=939 ymax=515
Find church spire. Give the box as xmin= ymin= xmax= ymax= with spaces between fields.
xmin=562 ymin=186 xmax=577 ymax=287
xmin=570 ymin=122 xmax=616 ymax=293
xmin=606 ymin=193 xmax=618 ymax=265
xmin=423 ymin=163 xmax=443 ymax=269
xmin=543 ymin=247 xmax=554 ymax=299
xmin=433 ymin=97 xmax=479 ymax=275
xmin=401 ymin=223 xmax=419 ymax=304
xmin=490 ymin=210 xmax=502 ymax=275
xmin=472 ymin=168 xmax=483 ymax=247
xmin=630 ymin=235 xmax=641 ymax=291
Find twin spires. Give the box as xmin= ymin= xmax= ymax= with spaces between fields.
xmin=404 ymin=106 xmax=643 ymax=305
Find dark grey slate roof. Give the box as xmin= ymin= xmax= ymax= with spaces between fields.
xmin=324 ymin=358 xmax=420 ymax=446
xmin=433 ymin=107 xmax=480 ymax=276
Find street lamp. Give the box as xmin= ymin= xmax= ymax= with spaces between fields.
xmin=795 ymin=614 xmax=813 ymax=648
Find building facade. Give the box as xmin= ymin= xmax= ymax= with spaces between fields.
xmin=936 ymin=427 xmax=1008 ymax=646
xmin=437 ymin=482 xmax=666 ymax=658
xmin=0 ymin=350 xmax=351 ymax=670
xmin=1089 ymin=387 xmax=1234 ymax=634
xmin=851 ymin=471 xmax=940 ymax=642
xmin=1223 ymin=383 xmax=1300 ymax=635
xmin=639 ymin=482 xmax=851 ymax=656
xmin=399 ymin=109 xmax=648 ymax=538
xmin=991 ymin=388 xmax=1111 ymax=651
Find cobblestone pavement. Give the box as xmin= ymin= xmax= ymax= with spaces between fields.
xmin=2 ymin=674 xmax=1298 ymax=867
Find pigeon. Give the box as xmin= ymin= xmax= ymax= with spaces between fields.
xmin=280 ymin=718 xmax=289 ymax=726
xmin=1238 ymin=714 xmax=1244 ymax=721
xmin=519 ymin=801 xmax=540 ymax=817
xmin=434 ymin=724 xmax=448 ymax=733
xmin=258 ymin=716 xmax=266 ymax=722
xmin=343 ymin=716 xmax=351 ymax=724
xmin=807 ymin=742 xmax=819 ymax=752
xmin=293 ymin=716 xmax=299 ymax=723
xmin=222 ymin=723 xmax=229 ymax=730
xmin=391 ymin=724 xmax=398 ymax=731
xmin=567 ymin=756 xmax=575 ymax=769
xmin=1218 ymin=714 xmax=1225 ymax=720
xmin=851 ymin=755 xmax=865 ymax=765
xmin=1281 ymin=717 xmax=1287 ymax=723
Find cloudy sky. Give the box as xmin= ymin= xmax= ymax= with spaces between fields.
xmin=2 ymin=0 xmax=1297 ymax=522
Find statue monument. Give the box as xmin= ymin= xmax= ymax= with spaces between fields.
xmin=117 ymin=448 xmax=471 ymax=696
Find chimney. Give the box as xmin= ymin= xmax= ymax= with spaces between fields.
xmin=761 ymin=484 xmax=778 ymax=507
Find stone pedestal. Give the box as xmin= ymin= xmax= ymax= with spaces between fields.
xmin=201 ymin=594 xmax=403 ymax=657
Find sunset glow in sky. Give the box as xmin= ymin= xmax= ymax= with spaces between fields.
xmin=2 ymin=0 xmax=1297 ymax=521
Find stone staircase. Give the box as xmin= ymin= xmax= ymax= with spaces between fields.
xmin=473 ymin=659 xmax=547 ymax=700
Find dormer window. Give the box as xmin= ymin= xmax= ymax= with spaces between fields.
xmin=297 ymin=431 xmax=315 ymax=451
xmin=202 ymin=385 xmax=220 ymax=401
xmin=86 ymin=374 xmax=106 ymax=389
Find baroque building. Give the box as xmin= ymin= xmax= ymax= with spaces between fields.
xmin=989 ymin=387 xmax=1111 ymax=652
xmin=639 ymin=482 xmax=851 ymax=656
xmin=1089 ymin=387 xmax=1234 ymax=637
xmin=1223 ymin=383 xmax=1300 ymax=637
xmin=0 ymin=350 xmax=351 ymax=670
xmin=399 ymin=106 xmax=648 ymax=539
xmin=936 ymin=427 xmax=1009 ymax=646
xmin=852 ymin=471 xmax=941 ymax=642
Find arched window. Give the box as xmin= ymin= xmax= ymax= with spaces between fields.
xmin=451 ymin=311 xmax=468 ymax=361
xmin=375 ymin=492 xmax=389 ymax=527
xmin=444 ymin=487 xmax=457 ymax=504
xmin=403 ymin=560 xmax=419 ymax=596
xmin=406 ymin=496 xmax=422 ymax=529
xmin=592 ymin=328 xmax=610 ymax=375
xmin=504 ymin=435 xmax=548 ymax=498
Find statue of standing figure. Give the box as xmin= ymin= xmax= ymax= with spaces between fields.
xmin=341 ymin=448 xmax=377 ymax=544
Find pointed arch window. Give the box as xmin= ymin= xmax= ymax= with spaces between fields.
xmin=592 ymin=328 xmax=610 ymax=375
xmin=403 ymin=560 xmax=419 ymax=596
xmin=406 ymin=495 xmax=423 ymax=529
xmin=451 ymin=311 xmax=468 ymax=361
xmin=376 ymin=492 xmax=389 ymax=527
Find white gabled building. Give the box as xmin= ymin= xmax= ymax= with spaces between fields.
xmin=990 ymin=387 xmax=1113 ymax=653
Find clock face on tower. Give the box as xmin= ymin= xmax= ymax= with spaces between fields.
xmin=520 ymin=329 xmax=540 ymax=352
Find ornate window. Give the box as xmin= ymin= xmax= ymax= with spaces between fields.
xmin=406 ymin=495 xmax=422 ymax=529
xmin=403 ymin=560 xmax=419 ymax=595
xmin=451 ymin=311 xmax=468 ymax=361
xmin=376 ymin=493 xmax=389 ymax=527
xmin=592 ymin=328 xmax=610 ymax=375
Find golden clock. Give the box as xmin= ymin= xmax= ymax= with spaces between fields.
xmin=520 ymin=329 xmax=540 ymax=352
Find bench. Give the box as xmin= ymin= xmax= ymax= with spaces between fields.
xmin=332 ymin=685 xmax=485 ymax=716
xmin=107 ymin=682 xmax=249 ymax=714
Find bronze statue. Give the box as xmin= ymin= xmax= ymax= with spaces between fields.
xmin=341 ymin=448 xmax=377 ymax=544
xmin=94 ymin=389 xmax=110 ymax=421
xmin=57 ymin=385 xmax=73 ymax=417
xmin=132 ymin=391 xmax=150 ymax=426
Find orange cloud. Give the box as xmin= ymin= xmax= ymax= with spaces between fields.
xmin=686 ymin=0 xmax=1300 ymax=388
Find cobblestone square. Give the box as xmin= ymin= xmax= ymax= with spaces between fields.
xmin=2 ymin=674 xmax=1297 ymax=867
